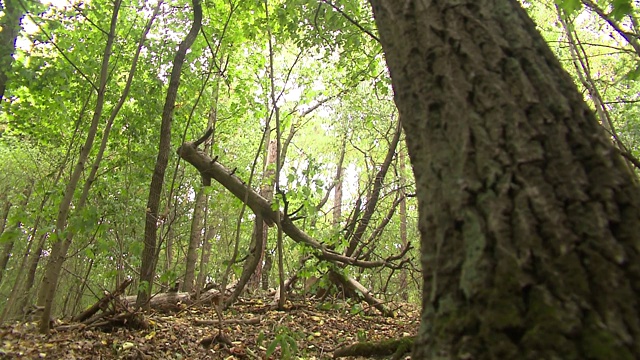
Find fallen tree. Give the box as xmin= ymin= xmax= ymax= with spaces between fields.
xmin=177 ymin=129 xmax=411 ymax=315
xmin=123 ymin=291 xmax=191 ymax=310
xmin=58 ymin=279 xmax=149 ymax=332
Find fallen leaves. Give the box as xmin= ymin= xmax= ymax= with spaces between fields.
xmin=0 ymin=296 xmax=419 ymax=359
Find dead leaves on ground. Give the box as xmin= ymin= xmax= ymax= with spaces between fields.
xmin=0 ymin=297 xmax=419 ymax=359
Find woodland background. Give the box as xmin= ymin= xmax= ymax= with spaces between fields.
xmin=0 ymin=0 xmax=639 ymax=344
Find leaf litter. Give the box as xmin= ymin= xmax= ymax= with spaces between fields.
xmin=0 ymin=296 xmax=418 ymax=359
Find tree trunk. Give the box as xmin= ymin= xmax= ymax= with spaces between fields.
xmin=195 ymin=225 xmax=214 ymax=298
xmin=0 ymin=194 xmax=10 ymax=233
xmin=37 ymin=0 xmax=122 ymax=333
xmin=0 ymin=0 xmax=23 ymax=101
xmin=333 ymin=137 xmax=347 ymax=228
xmin=136 ymin=0 xmax=202 ymax=308
xmin=344 ymin=119 xmax=401 ymax=257
xmin=398 ymin=147 xmax=408 ymax=301
xmin=25 ymin=233 xmax=46 ymax=292
xmin=184 ymin=84 xmax=219 ymax=293
xmin=249 ymin=139 xmax=277 ymax=289
xmin=369 ymin=1 xmax=640 ymax=359
xmin=183 ymin=187 xmax=206 ymax=292
xmin=0 ymin=195 xmax=14 ymax=284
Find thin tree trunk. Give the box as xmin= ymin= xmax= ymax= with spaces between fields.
xmin=71 ymin=257 xmax=94 ymax=316
xmin=37 ymin=0 xmax=122 ymax=333
xmin=261 ymin=252 xmax=272 ymax=290
xmin=397 ymin=147 xmax=408 ymax=301
xmin=195 ymin=225 xmax=214 ymax=298
xmin=0 ymin=194 xmax=15 ymax=284
xmin=183 ymin=187 xmax=206 ymax=292
xmin=369 ymin=0 xmax=640 ymax=358
xmin=249 ymin=139 xmax=277 ymax=289
xmin=344 ymin=119 xmax=401 ymax=257
xmin=136 ymin=0 xmax=202 ymax=308
xmin=25 ymin=233 xmax=46 ymax=292
xmin=0 ymin=108 xmax=83 ymax=322
xmin=0 ymin=230 xmax=44 ymax=323
xmin=0 ymin=194 xmax=10 ymax=234
xmin=161 ymin=205 xmax=176 ymax=291
xmin=183 ymin=82 xmax=219 ymax=293
xmin=329 ymin=135 xmax=347 ymax=230
xmin=0 ymin=0 xmax=24 ymax=100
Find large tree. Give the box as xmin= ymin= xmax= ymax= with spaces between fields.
xmin=369 ymin=0 xmax=640 ymax=359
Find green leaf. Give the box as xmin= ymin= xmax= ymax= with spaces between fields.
xmin=611 ymin=0 xmax=632 ymax=21
xmin=626 ymin=63 xmax=640 ymax=80
xmin=0 ymin=228 xmax=21 ymax=244
xmin=265 ymin=338 xmax=279 ymax=357
xmin=556 ymin=0 xmax=582 ymax=14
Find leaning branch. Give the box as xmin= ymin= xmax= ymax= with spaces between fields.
xmin=177 ymin=139 xmax=410 ymax=269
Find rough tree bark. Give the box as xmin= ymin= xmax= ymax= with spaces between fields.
xmin=136 ymin=0 xmax=202 ymax=308
xmin=369 ymin=0 xmax=640 ymax=359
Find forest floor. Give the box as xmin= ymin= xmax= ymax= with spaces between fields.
xmin=0 ymin=295 xmax=419 ymax=359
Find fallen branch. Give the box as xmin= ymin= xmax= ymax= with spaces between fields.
xmin=86 ymin=311 xmax=149 ymax=331
xmin=123 ymin=291 xmax=191 ymax=309
xmin=331 ymin=271 xmax=395 ymax=317
xmin=334 ymin=336 xmax=414 ymax=360
xmin=177 ymin=139 xmax=410 ymax=269
xmin=193 ymin=317 xmax=261 ymax=325
xmin=73 ymin=279 xmax=132 ymax=322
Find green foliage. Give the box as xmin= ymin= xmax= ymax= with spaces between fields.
xmin=555 ymin=0 xmax=582 ymax=14
xmin=0 ymin=0 xmax=415 ymax=315
xmin=625 ymin=63 xmax=640 ymax=80
xmin=356 ymin=329 xmax=367 ymax=342
xmin=611 ymin=0 xmax=633 ymax=20
xmin=266 ymin=326 xmax=300 ymax=359
xmin=0 ymin=228 xmax=22 ymax=245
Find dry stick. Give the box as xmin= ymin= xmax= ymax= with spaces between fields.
xmin=193 ymin=317 xmax=261 ymax=326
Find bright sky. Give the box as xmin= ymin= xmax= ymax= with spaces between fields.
xmin=16 ymin=0 xmax=75 ymax=51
